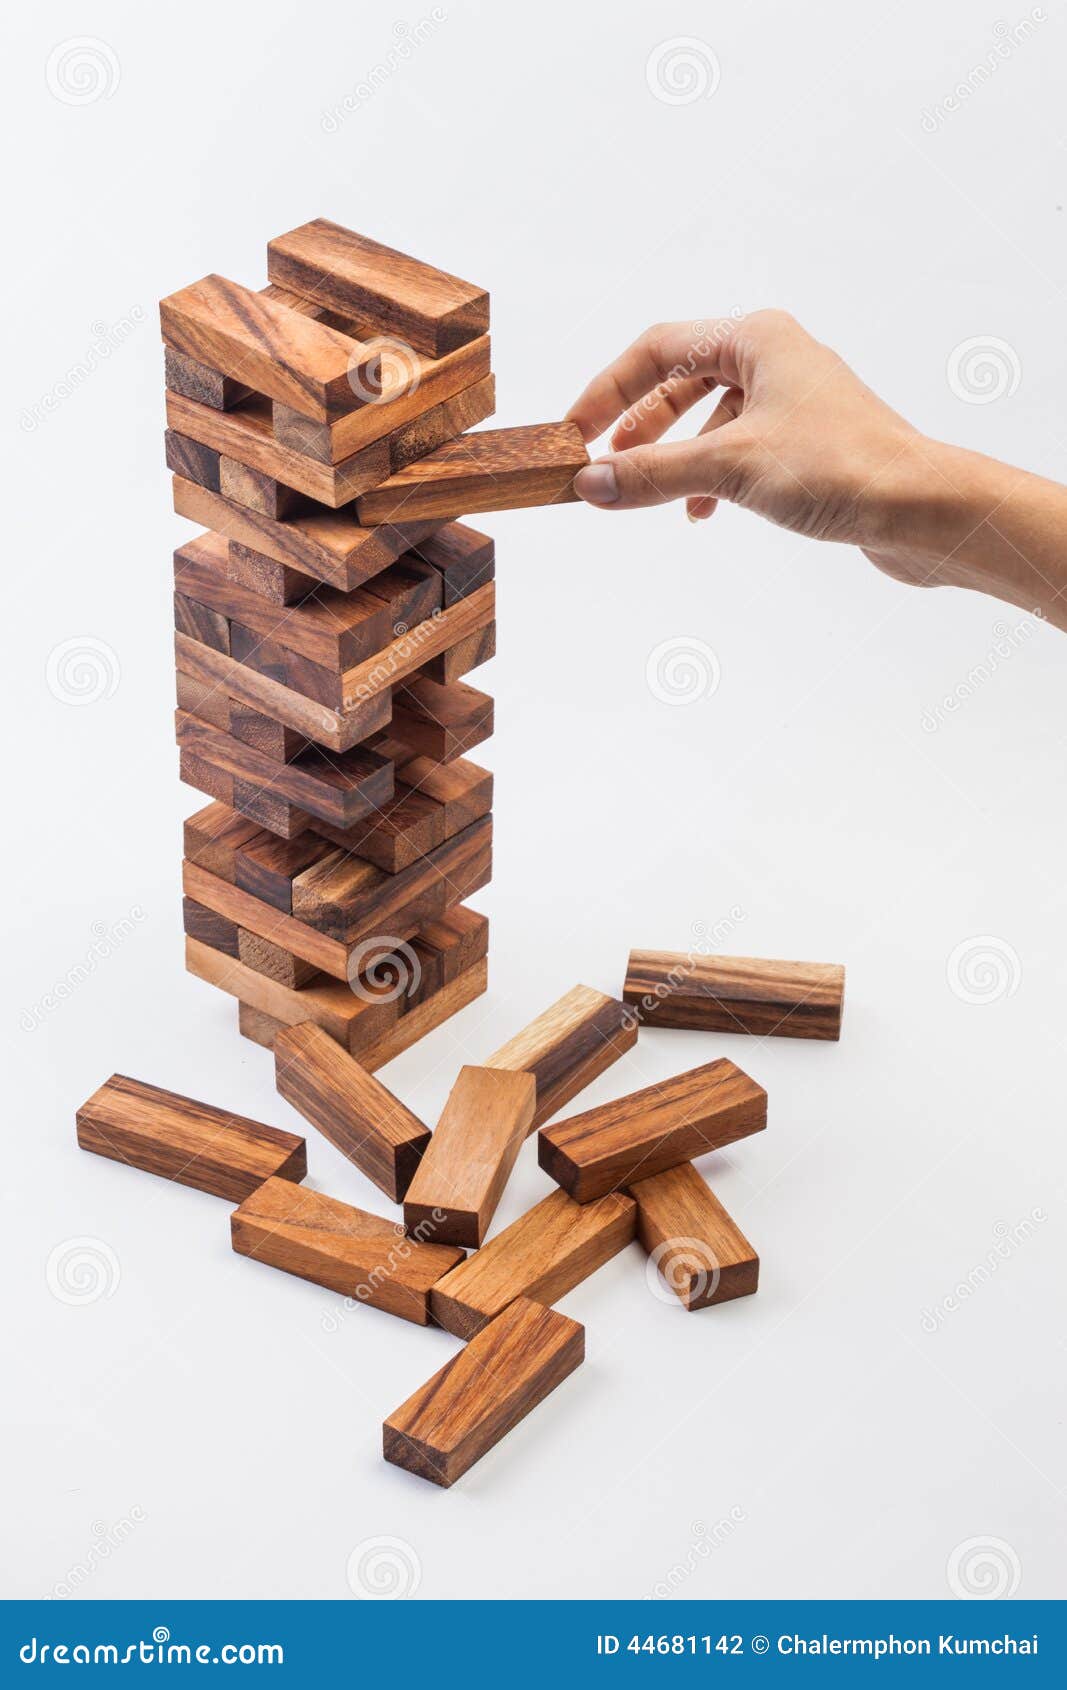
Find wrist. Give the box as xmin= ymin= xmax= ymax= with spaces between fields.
xmin=860 ymin=434 xmax=1013 ymax=586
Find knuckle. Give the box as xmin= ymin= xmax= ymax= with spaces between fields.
xmin=745 ymin=307 xmax=799 ymax=338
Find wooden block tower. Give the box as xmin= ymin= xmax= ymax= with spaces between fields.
xmin=161 ymin=219 xmax=588 ymax=1064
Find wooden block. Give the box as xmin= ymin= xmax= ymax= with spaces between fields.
xmin=419 ymin=620 xmax=496 ymax=686
xmin=388 ymin=373 xmax=496 ymax=471
xmin=313 ymin=784 xmax=444 ymax=874
xmin=383 ymin=1297 xmax=583 ymax=1488
xmin=291 ymin=815 xmax=492 ymax=943
xmin=232 ymin=829 xmax=328 ymax=913
xmin=340 ymin=582 xmax=495 ymax=710
xmin=174 ymin=591 xmax=229 ymax=654
xmin=183 ymin=863 xmax=357 ymax=980
xmin=268 ymin=219 xmax=489 ymax=358
xmin=389 ymin=678 xmax=493 ymax=764
xmin=76 ymin=1072 xmax=306 ymax=1200
xmin=218 ymin=452 xmax=301 ymax=520
xmin=538 ymin=1059 xmax=767 ymax=1203
xmin=183 ymin=801 xmax=262 ymax=882
xmin=186 ymin=934 xmax=399 ymax=1054
xmin=359 ymin=956 xmax=488 ymax=1071
xmin=167 ymin=391 xmax=391 ymax=508
xmin=486 ymin=985 xmax=637 ymax=1131
xmin=229 ymin=704 xmax=307 ymax=763
xmin=272 ymin=337 xmax=492 ymax=464
xmin=160 ymin=273 xmax=380 ymax=419
xmin=238 ymin=1001 xmax=287 ymax=1049
xmin=431 ymin=1188 xmax=636 ymax=1339
xmin=180 ymin=747 xmax=235 ymax=808
xmin=410 ymin=522 xmax=494 ymax=606
xmin=237 ymin=928 xmax=319 ymax=989
xmin=410 ymin=907 xmax=489 ymax=998
xmin=164 ymin=345 xmax=251 ymax=411
xmin=403 ymin=1066 xmax=535 ymax=1248
xmin=395 ymin=753 xmax=493 ymax=837
xmin=274 ymin=1022 xmax=430 ymax=1201
xmin=177 ymin=668 xmax=231 ymax=730
xmin=182 ymin=895 xmax=239 ymax=957
xmin=623 ymin=950 xmax=846 ymax=1041
xmin=231 ymin=1176 xmax=463 ymax=1324
xmin=230 ymin=780 xmax=314 ymax=841
xmin=357 ymin=424 xmax=589 ymax=524
xmin=227 ymin=542 xmax=316 ymax=606
xmin=627 ymin=1161 xmax=759 ymax=1310
xmin=172 ymin=474 xmax=439 ymax=593
xmin=165 ymin=428 xmax=220 ymax=491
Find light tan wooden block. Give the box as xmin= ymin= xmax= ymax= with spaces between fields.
xmin=628 ymin=1161 xmax=760 ymax=1310
xmin=485 ymin=984 xmax=637 ymax=1130
xmin=403 ymin=1066 xmax=535 ymax=1247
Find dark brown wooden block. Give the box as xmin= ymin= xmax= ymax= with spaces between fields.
xmin=227 ymin=542 xmax=316 ymax=606
xmin=229 ymin=779 xmax=314 ymax=840
xmin=486 ymin=985 xmax=637 ymax=1131
xmin=623 ymin=950 xmax=846 ymax=1041
xmin=291 ymin=815 xmax=492 ymax=943
xmin=390 ymin=678 xmax=493 ymax=764
xmin=383 ymin=1298 xmax=583 ymax=1487
xmin=538 ymin=1059 xmax=768 ymax=1203
xmin=167 ymin=391 xmax=391 ymax=508
xmin=388 ymin=373 xmax=496 ymax=471
xmin=76 ymin=1073 xmax=306 ymax=1200
xmin=182 ymin=895 xmax=239 ymax=957
xmin=410 ymin=522 xmax=494 ymax=606
xmin=237 ymin=928 xmax=318 ymax=988
xmin=419 ymin=620 xmax=496 ymax=686
xmin=274 ymin=1021 xmax=431 ymax=1202
xmin=403 ymin=1066 xmax=535 ymax=1247
xmin=231 ymin=1176 xmax=463 ymax=1324
xmin=268 ymin=219 xmax=489 ymax=358
xmin=628 ymin=1161 xmax=759 ymax=1310
xmin=186 ymin=934 xmax=399 ymax=1054
xmin=165 ymin=428 xmax=220 ymax=491
xmin=174 ymin=591 xmax=230 ymax=654
xmin=356 ymin=423 xmax=589 ymax=524
xmin=164 ymin=346 xmax=251 ymax=411
xmin=232 ymin=829 xmax=328 ymax=913
xmin=228 ymin=704 xmax=307 ymax=763
xmin=430 ymin=1188 xmax=637 ymax=1339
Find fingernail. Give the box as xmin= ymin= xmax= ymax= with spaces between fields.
xmin=575 ymin=461 xmax=619 ymax=506
xmin=686 ymin=508 xmax=702 ymax=523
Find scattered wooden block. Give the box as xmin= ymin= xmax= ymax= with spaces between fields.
xmin=623 ymin=950 xmax=846 ymax=1041
xmin=76 ymin=1073 xmax=306 ymax=1200
xmin=627 ymin=1161 xmax=759 ymax=1310
xmin=160 ymin=273 xmax=379 ymax=419
xmin=274 ymin=1022 xmax=431 ymax=1202
xmin=389 ymin=677 xmax=493 ymax=764
xmin=431 ymin=1188 xmax=636 ymax=1339
xmin=231 ymin=1176 xmax=463 ymax=1324
xmin=356 ymin=423 xmax=589 ymax=524
xmin=167 ymin=391 xmax=391 ymax=508
xmin=538 ymin=1059 xmax=767 ymax=1203
xmin=268 ymin=218 xmax=489 ymax=358
xmin=485 ymin=984 xmax=637 ymax=1130
xmin=403 ymin=1065 xmax=535 ymax=1247
xmin=383 ymin=1297 xmax=583 ymax=1487
xmin=185 ymin=935 xmax=399 ymax=1054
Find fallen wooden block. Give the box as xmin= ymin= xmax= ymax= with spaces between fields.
xmin=76 ymin=1073 xmax=306 ymax=1200
xmin=231 ymin=1176 xmax=463 ymax=1324
xmin=628 ymin=1161 xmax=759 ymax=1310
xmin=402 ymin=1065 xmax=535 ymax=1247
xmin=383 ymin=1297 xmax=583 ymax=1487
xmin=623 ymin=949 xmax=845 ymax=1041
xmin=485 ymin=984 xmax=637 ymax=1130
xmin=431 ymin=1188 xmax=636 ymax=1339
xmin=268 ymin=218 xmax=489 ymax=358
xmin=356 ymin=423 xmax=590 ymax=524
xmin=274 ymin=1021 xmax=431 ymax=1202
xmin=538 ymin=1058 xmax=767 ymax=1203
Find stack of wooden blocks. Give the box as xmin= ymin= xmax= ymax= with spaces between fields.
xmin=163 ymin=218 xmax=588 ymax=1062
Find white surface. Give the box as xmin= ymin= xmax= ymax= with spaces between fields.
xmin=5 ymin=0 xmax=1066 ymax=1602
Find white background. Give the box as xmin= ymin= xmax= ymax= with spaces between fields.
xmin=5 ymin=0 xmax=1065 ymax=1602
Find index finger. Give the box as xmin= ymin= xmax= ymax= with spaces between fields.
xmin=565 ymin=317 xmax=743 ymax=443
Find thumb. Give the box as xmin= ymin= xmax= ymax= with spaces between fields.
xmin=573 ymin=427 xmax=744 ymax=511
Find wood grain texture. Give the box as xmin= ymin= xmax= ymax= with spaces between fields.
xmin=272 ymin=337 xmax=491 ymax=464
xmin=167 ymin=391 xmax=390 ymax=508
xmin=627 ymin=1161 xmax=759 ymax=1310
xmin=177 ymin=668 xmax=232 ymax=729
xmin=388 ymin=374 xmax=496 ymax=472
xmin=383 ymin=1297 xmax=583 ymax=1487
xmin=268 ymin=219 xmax=489 ymax=358
xmin=228 ymin=704 xmax=307 ymax=764
xmin=236 ymin=928 xmax=318 ymax=989
xmin=172 ymin=474 xmax=438 ymax=592
xmin=403 ymin=1065 xmax=535 ymax=1247
xmin=359 ymin=956 xmax=488 ymax=1072
xmin=182 ymin=862 xmax=355 ymax=979
xmin=430 ymin=1188 xmax=637 ymax=1339
xmin=76 ymin=1072 xmax=306 ymax=1200
xmin=238 ymin=1001 xmax=288 ymax=1050
xmin=274 ymin=1021 xmax=430 ymax=1202
xmin=183 ymin=802 xmax=263 ymax=882
xmin=164 ymin=345 xmax=251 ymax=411
xmin=218 ymin=452 xmax=301 ymax=520
xmin=538 ymin=1059 xmax=768 ymax=1203
xmin=418 ymin=620 xmax=496 ymax=687
xmin=227 ymin=542 xmax=316 ymax=605
xmin=231 ymin=1176 xmax=463 ymax=1324
xmin=356 ymin=424 xmax=589 ymax=524
xmin=232 ymin=829 xmax=328 ymax=913
xmin=160 ymin=273 xmax=379 ymax=419
xmin=175 ymin=710 xmax=392 ymax=830
xmin=410 ymin=523 xmax=494 ymax=606
xmin=165 ymin=428 xmax=220 ymax=491
xmin=182 ymin=895 xmax=239 ymax=957
xmin=485 ymin=985 xmax=638 ymax=1131
xmin=340 ymin=582 xmax=495 ymax=709
xmin=291 ymin=815 xmax=492 ymax=943
xmin=389 ymin=677 xmax=493 ymax=765
xmin=185 ymin=934 xmax=399 ymax=1053
xmin=623 ymin=950 xmax=845 ymax=1041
